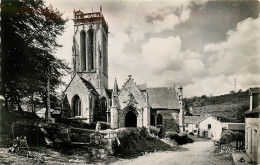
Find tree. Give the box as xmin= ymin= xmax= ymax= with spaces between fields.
xmin=1 ymin=0 xmax=69 ymax=114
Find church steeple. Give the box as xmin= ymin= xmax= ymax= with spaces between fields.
xmin=72 ymin=8 xmax=109 ymax=93
xmin=112 ymin=78 xmax=119 ymax=96
xmin=112 ymin=78 xmax=119 ymax=107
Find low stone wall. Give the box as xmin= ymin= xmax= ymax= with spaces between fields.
xmin=88 ymin=132 xmax=117 ymax=158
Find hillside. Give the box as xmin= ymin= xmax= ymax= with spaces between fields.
xmin=184 ymin=90 xmax=250 ymax=123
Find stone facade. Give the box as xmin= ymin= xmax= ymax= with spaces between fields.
xmin=62 ymin=9 xmax=183 ymax=132
xmin=63 ymin=9 xmax=110 ymax=123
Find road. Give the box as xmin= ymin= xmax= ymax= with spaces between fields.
xmin=109 ymin=139 xmax=234 ymax=165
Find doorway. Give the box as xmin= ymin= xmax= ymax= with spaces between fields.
xmin=125 ymin=111 xmax=137 ymax=127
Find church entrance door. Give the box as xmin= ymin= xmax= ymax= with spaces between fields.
xmin=125 ymin=111 xmax=137 ymax=127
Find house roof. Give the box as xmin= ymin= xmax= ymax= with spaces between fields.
xmin=147 ymin=87 xmax=179 ymax=109
xmin=222 ymin=123 xmax=245 ymax=130
xmin=80 ymin=77 xmax=98 ymax=95
xmin=249 ymin=88 xmax=260 ymax=94
xmin=185 ymin=116 xmax=204 ymax=124
xmin=244 ymin=106 xmax=260 ymax=116
xmin=198 ymin=114 xmax=221 ymax=124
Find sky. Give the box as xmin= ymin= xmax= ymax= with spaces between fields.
xmin=45 ymin=0 xmax=260 ymax=98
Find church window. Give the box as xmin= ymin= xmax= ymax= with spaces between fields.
xmin=87 ymin=29 xmax=94 ymax=71
xmin=102 ymin=33 xmax=107 ymax=75
xmin=80 ymin=30 xmax=86 ymax=71
xmin=96 ymin=97 xmax=107 ymax=122
xmin=73 ymin=95 xmax=81 ymax=116
xmin=157 ymin=114 xmax=163 ymax=125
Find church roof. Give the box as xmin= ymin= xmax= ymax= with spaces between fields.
xmin=185 ymin=115 xmax=204 ymax=124
xmin=147 ymin=87 xmax=179 ymax=109
xmin=80 ymin=77 xmax=98 ymax=94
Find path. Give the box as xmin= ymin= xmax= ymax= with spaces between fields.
xmin=108 ymin=139 xmax=234 ymax=165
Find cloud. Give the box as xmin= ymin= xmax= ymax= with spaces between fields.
xmin=183 ymin=16 xmax=260 ymax=97
xmin=204 ymin=16 xmax=260 ymax=76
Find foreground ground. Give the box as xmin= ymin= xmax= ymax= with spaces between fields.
xmin=109 ymin=136 xmax=234 ymax=165
xmin=0 ymin=136 xmax=233 ymax=165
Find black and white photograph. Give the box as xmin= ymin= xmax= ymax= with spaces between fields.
xmin=0 ymin=0 xmax=260 ymax=164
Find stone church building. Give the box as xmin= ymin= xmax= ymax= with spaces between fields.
xmin=62 ymin=8 xmax=184 ymax=132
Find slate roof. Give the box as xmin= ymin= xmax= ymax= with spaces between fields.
xmin=249 ymin=88 xmax=260 ymax=94
xmin=185 ymin=116 xmax=204 ymax=124
xmin=147 ymin=87 xmax=179 ymax=109
xmin=80 ymin=77 xmax=98 ymax=94
xmin=244 ymin=107 xmax=260 ymax=116
xmin=221 ymin=123 xmax=245 ymax=130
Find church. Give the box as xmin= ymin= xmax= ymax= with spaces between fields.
xmin=62 ymin=8 xmax=184 ymax=132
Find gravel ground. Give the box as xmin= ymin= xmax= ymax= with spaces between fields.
xmin=109 ymin=139 xmax=234 ymax=165
xmin=0 ymin=137 xmax=233 ymax=165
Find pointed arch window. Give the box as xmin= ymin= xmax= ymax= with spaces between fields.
xmin=73 ymin=95 xmax=81 ymax=116
xmin=87 ymin=29 xmax=94 ymax=71
xmin=80 ymin=30 xmax=86 ymax=71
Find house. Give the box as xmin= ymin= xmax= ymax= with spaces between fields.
xmin=184 ymin=115 xmax=204 ymax=135
xmin=62 ymin=8 xmax=184 ymax=132
xmin=198 ymin=115 xmax=222 ymax=140
xmin=244 ymin=88 xmax=260 ymax=164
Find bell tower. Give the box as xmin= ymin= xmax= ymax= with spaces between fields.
xmin=72 ymin=7 xmax=108 ymax=93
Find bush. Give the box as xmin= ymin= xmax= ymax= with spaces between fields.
xmin=189 ymin=132 xmax=194 ymax=135
xmin=165 ymin=132 xmax=192 ymax=145
xmin=158 ymin=127 xmax=166 ymax=138
xmin=113 ymin=128 xmax=173 ymax=158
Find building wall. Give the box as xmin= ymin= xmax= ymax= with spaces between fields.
xmin=64 ymin=75 xmax=91 ymax=122
xmin=73 ymin=22 xmax=108 ymax=91
xmin=117 ymin=78 xmax=148 ymax=128
xmin=185 ymin=123 xmax=198 ymax=135
xmin=245 ymin=117 xmax=260 ymax=164
xmin=152 ymin=109 xmax=180 ymax=132
xmin=199 ymin=116 xmax=222 ymax=140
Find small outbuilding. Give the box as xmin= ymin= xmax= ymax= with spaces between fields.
xmin=198 ymin=115 xmax=222 ymax=140
xmin=184 ymin=115 xmax=204 ymax=135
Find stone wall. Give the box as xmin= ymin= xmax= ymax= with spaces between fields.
xmin=88 ymin=132 xmax=117 ymax=158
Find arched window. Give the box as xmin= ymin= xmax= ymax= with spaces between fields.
xmin=87 ymin=29 xmax=94 ymax=71
xmin=98 ymin=97 xmax=107 ymax=121
xmin=73 ymin=95 xmax=81 ymax=116
xmin=157 ymin=114 xmax=163 ymax=125
xmin=80 ymin=30 xmax=86 ymax=71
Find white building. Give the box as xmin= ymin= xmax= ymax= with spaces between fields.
xmin=198 ymin=115 xmax=222 ymax=141
xmin=184 ymin=115 xmax=204 ymax=135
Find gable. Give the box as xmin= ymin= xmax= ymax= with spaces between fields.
xmin=64 ymin=74 xmax=94 ymax=95
xmin=199 ymin=116 xmax=221 ymax=125
xmin=147 ymin=87 xmax=179 ymax=109
xmin=118 ymin=78 xmax=147 ymax=109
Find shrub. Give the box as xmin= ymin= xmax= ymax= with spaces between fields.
xmin=113 ymin=128 xmax=173 ymax=158
xmin=158 ymin=127 xmax=166 ymax=138
xmin=165 ymin=131 xmax=192 ymax=145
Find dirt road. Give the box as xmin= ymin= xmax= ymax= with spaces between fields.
xmin=109 ymin=140 xmax=234 ymax=165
